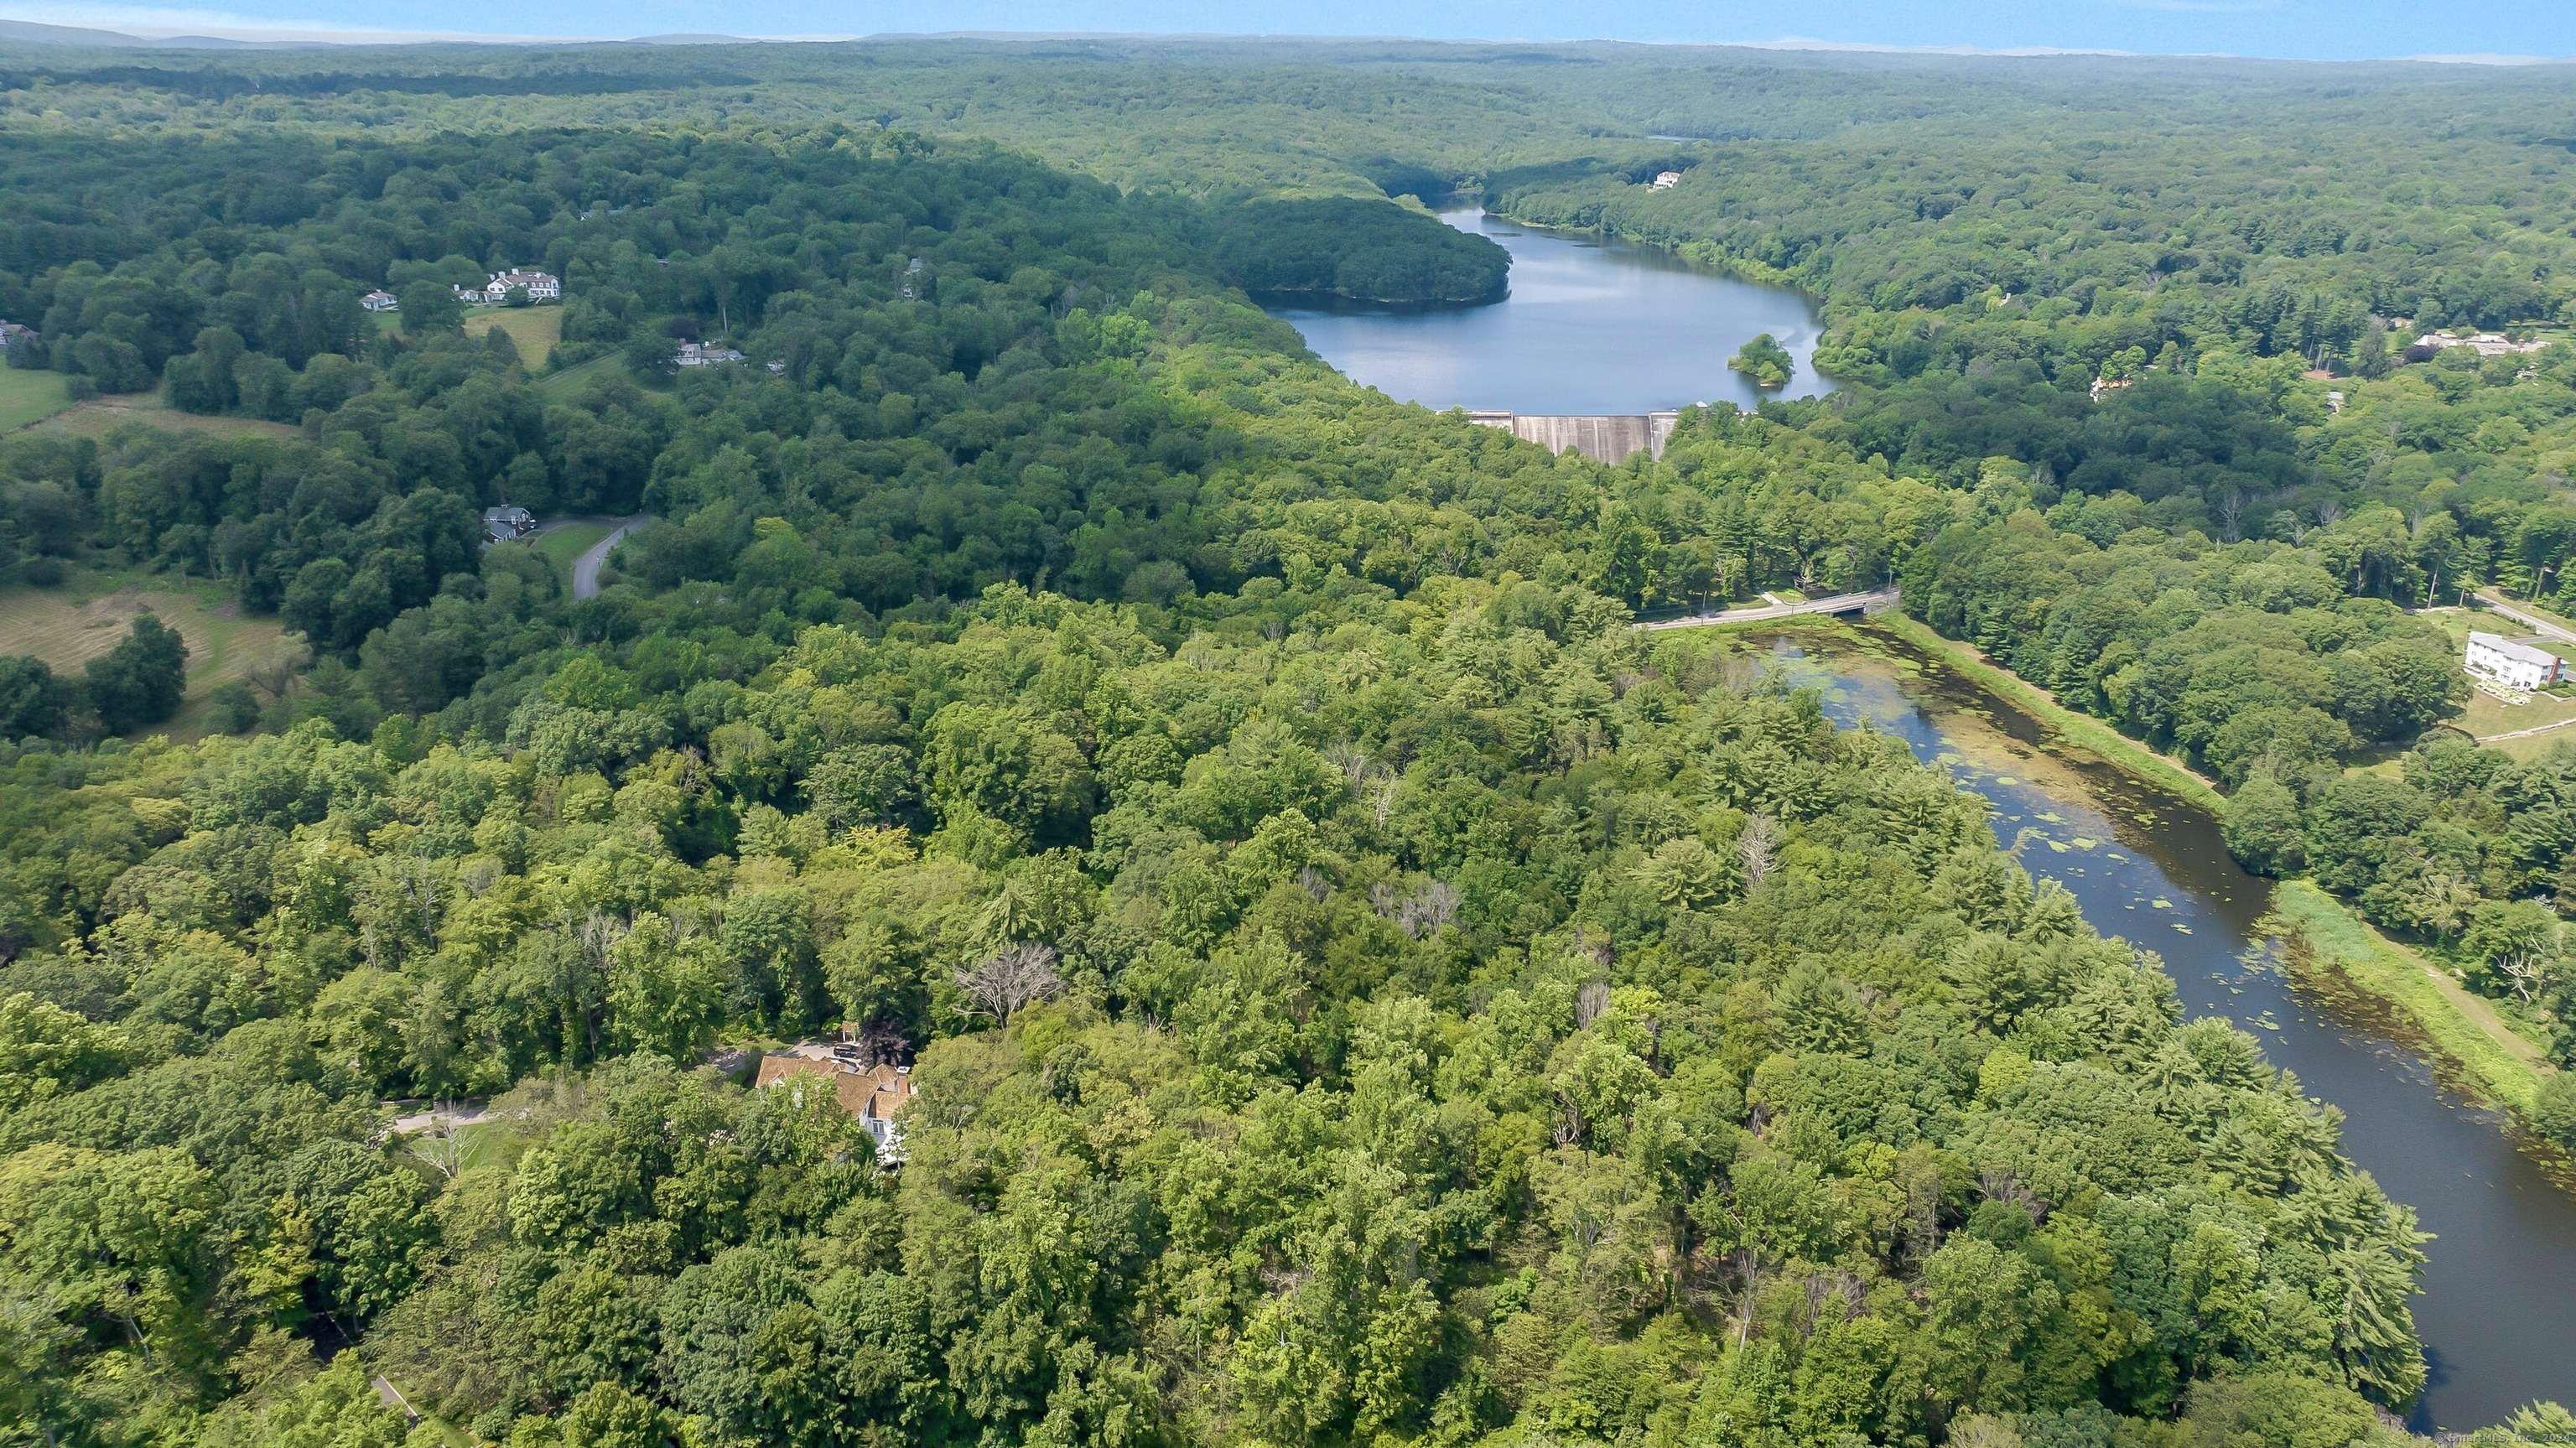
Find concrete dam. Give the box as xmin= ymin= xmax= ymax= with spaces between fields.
xmin=1467 ymin=410 xmax=1681 ymax=465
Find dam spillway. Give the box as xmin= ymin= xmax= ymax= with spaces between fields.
xmin=1467 ymin=410 xmax=1680 ymax=465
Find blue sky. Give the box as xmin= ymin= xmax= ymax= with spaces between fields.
xmin=4 ymin=0 xmax=2573 ymax=61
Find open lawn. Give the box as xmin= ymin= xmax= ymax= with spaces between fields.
xmin=0 ymin=576 xmax=299 ymax=740
xmin=2453 ymin=686 xmax=2576 ymax=757
xmin=0 ymin=366 xmax=74 ymax=430
xmin=532 ymin=520 xmax=614 ymax=582
xmin=468 ymin=305 xmax=563 ymax=367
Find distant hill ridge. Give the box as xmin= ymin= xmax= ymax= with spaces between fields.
xmin=0 ymin=18 xmax=262 ymax=48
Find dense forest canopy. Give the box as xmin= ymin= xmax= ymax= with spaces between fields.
xmin=1205 ymin=198 xmax=1510 ymax=303
xmin=0 ymin=32 xmax=2574 ymax=1448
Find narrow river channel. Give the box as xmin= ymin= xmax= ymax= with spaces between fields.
xmin=1770 ymin=631 xmax=2576 ymax=1431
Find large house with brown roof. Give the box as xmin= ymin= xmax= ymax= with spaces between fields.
xmin=753 ymin=1052 xmax=916 ymax=1160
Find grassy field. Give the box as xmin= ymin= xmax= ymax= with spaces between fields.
xmin=2455 ymin=688 xmax=2576 ymax=755
xmin=31 ymin=390 xmax=299 ymax=443
xmin=2266 ymin=880 xmax=2549 ymax=1112
xmin=0 ymin=575 xmax=299 ymax=740
xmin=0 ymin=366 xmax=74 ymax=430
xmin=532 ymin=521 xmax=614 ymax=582
xmin=540 ymin=352 xmax=617 ymax=397
xmin=468 ymin=305 xmax=563 ymax=367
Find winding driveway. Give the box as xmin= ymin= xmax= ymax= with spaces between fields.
xmin=570 ymin=515 xmax=649 ymax=600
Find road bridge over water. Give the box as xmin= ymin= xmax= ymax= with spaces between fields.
xmin=1633 ymin=586 xmax=1899 ymax=631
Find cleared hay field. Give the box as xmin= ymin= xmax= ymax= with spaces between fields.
xmin=0 ymin=579 xmax=299 ymax=739
xmin=469 ymin=306 xmax=564 ymax=368
xmin=33 ymin=392 xmax=298 ymax=443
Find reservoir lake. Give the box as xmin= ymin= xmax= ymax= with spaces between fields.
xmin=1774 ymin=631 xmax=2576 ymax=1432
xmin=1264 ymin=210 xmax=1833 ymax=416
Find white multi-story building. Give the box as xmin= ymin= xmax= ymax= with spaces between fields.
xmin=2466 ymin=631 xmax=2566 ymax=693
xmin=488 ymin=268 xmax=561 ymax=301
xmin=455 ymin=269 xmax=562 ymax=304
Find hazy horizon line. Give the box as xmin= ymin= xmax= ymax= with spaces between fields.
xmin=0 ymin=13 xmax=2568 ymax=65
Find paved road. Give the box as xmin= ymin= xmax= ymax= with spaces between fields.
xmin=2473 ymin=589 xmax=2576 ymax=648
xmin=1634 ymin=586 xmax=1900 ymax=632
xmin=571 ymin=515 xmax=649 ymax=599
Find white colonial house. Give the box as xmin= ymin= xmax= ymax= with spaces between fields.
xmin=361 ymin=290 xmax=399 ymax=312
xmin=489 ymin=267 xmax=561 ymax=301
xmin=677 ymin=340 xmax=745 ymax=366
xmin=456 ymin=269 xmax=562 ymax=304
xmin=2466 ymin=631 xmax=2566 ymax=693
xmin=1650 ymin=170 xmax=1683 ymax=189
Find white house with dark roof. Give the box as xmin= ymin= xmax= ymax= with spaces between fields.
xmin=361 ymin=290 xmax=398 ymax=312
xmin=2466 ymin=631 xmax=2566 ymax=693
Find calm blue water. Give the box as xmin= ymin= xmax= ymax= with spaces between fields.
xmin=1263 ymin=210 xmax=1833 ymax=415
xmin=1775 ymin=642 xmax=2576 ymax=1431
